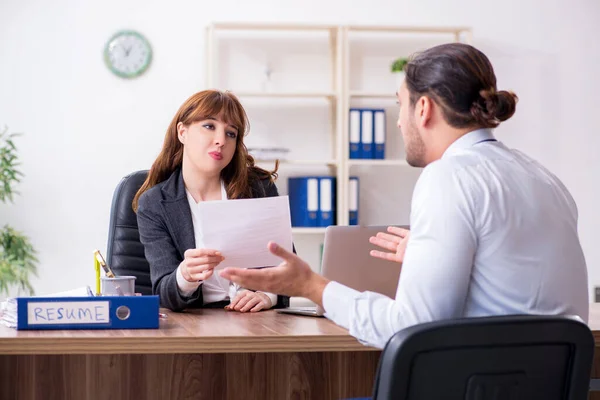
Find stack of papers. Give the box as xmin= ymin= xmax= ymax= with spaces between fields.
xmin=0 ymin=298 xmax=17 ymax=328
xmin=0 ymin=286 xmax=92 ymax=328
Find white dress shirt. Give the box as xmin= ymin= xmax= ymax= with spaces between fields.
xmin=176 ymin=181 xmax=277 ymax=306
xmin=323 ymin=128 xmax=589 ymax=349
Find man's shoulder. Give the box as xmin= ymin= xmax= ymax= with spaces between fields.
xmin=420 ymin=157 xmax=463 ymax=182
xmin=413 ymin=156 xmax=481 ymax=205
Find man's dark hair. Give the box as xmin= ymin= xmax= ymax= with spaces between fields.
xmin=405 ymin=43 xmax=518 ymax=128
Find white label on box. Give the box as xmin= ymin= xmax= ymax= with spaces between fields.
xmin=27 ymin=301 xmax=110 ymax=325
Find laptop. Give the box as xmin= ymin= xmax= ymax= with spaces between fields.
xmin=277 ymin=225 xmax=407 ymax=317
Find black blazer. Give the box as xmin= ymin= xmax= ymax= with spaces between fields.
xmin=136 ymin=168 xmax=290 ymax=311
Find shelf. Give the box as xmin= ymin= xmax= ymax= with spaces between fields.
xmin=347 ymin=25 xmax=471 ymax=35
xmin=349 ymin=91 xmax=396 ymax=99
xmin=348 ymin=159 xmax=410 ymax=167
xmin=211 ymin=22 xmax=470 ymax=36
xmin=234 ymin=92 xmax=336 ymax=99
xmin=207 ymin=22 xmax=471 ymax=231
xmin=292 ymin=227 xmax=327 ymax=234
xmin=211 ymin=22 xmax=337 ymax=32
xmin=256 ymin=159 xmax=339 ymax=167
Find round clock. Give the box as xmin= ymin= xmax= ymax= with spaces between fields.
xmin=104 ymin=30 xmax=152 ymax=79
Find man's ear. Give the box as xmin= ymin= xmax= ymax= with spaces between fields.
xmin=177 ymin=122 xmax=185 ymax=144
xmin=416 ymin=95 xmax=433 ymax=128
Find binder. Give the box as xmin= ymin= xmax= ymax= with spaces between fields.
xmin=288 ymin=177 xmax=319 ymax=227
xmin=16 ymin=295 xmax=160 ymax=330
xmin=360 ymin=109 xmax=374 ymax=159
xmin=349 ymin=109 xmax=361 ymax=159
xmin=349 ymin=176 xmax=359 ymax=225
xmin=373 ymin=109 xmax=386 ymax=159
xmin=318 ymin=177 xmax=336 ymax=227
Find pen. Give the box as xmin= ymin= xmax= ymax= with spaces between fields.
xmin=94 ymin=250 xmax=116 ymax=278
xmin=94 ymin=256 xmax=101 ymax=295
xmin=93 ymin=249 xmax=124 ymax=296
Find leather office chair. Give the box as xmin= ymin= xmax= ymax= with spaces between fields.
xmin=371 ymin=314 xmax=594 ymax=400
xmin=106 ymin=170 xmax=152 ymax=295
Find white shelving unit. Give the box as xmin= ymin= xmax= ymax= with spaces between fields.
xmin=205 ymin=21 xmax=472 ymax=235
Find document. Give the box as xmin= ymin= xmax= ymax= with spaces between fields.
xmin=194 ymin=195 xmax=293 ymax=269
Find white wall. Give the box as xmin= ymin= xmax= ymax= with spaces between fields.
xmin=1 ymin=0 xmax=599 ymax=298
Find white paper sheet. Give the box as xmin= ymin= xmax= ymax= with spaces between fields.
xmin=194 ymin=195 xmax=293 ymax=269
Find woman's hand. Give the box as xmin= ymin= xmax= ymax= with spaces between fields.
xmin=179 ymin=248 xmax=224 ymax=282
xmin=226 ymin=290 xmax=273 ymax=312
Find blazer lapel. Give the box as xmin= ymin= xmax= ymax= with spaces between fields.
xmin=159 ymin=169 xmax=195 ymax=256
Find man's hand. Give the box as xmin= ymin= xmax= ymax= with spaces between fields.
xmin=369 ymin=226 xmax=410 ymax=264
xmin=219 ymin=242 xmax=330 ymax=306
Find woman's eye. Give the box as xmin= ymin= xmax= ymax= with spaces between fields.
xmin=227 ymin=132 xmax=237 ymax=139
xmin=203 ymin=124 xmax=214 ymax=130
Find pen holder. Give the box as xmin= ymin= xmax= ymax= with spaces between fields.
xmin=101 ymin=276 xmax=136 ymax=296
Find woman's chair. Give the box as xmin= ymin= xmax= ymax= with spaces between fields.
xmin=106 ymin=170 xmax=152 ymax=294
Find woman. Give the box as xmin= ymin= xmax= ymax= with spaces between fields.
xmin=133 ymin=89 xmax=288 ymax=312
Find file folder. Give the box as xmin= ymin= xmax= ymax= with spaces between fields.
xmin=349 ymin=109 xmax=361 ymax=159
xmin=288 ymin=177 xmax=319 ymax=227
xmin=318 ymin=177 xmax=336 ymax=227
xmin=16 ymin=295 xmax=160 ymax=330
xmin=349 ymin=177 xmax=359 ymax=225
xmin=360 ymin=110 xmax=374 ymax=159
xmin=374 ymin=109 xmax=386 ymax=159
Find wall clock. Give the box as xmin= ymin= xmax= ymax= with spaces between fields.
xmin=104 ymin=30 xmax=152 ymax=79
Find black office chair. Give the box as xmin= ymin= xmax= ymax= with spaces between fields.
xmin=371 ymin=314 xmax=594 ymax=400
xmin=106 ymin=170 xmax=152 ymax=295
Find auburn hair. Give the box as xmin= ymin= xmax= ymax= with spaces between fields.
xmin=132 ymin=90 xmax=277 ymax=212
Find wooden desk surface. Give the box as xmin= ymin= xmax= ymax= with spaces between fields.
xmin=3 ymin=303 xmax=600 ymax=356
xmin=0 ymin=308 xmax=375 ymax=355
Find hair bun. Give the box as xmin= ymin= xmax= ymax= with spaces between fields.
xmin=471 ymin=88 xmax=518 ymax=128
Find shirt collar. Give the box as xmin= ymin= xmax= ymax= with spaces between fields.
xmin=221 ymin=180 xmax=228 ymax=200
xmin=443 ymin=128 xmax=495 ymax=158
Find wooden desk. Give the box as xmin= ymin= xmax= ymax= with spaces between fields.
xmin=0 ymin=309 xmax=380 ymax=400
xmin=6 ymin=304 xmax=600 ymax=400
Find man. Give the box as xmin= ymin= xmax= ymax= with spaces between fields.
xmin=220 ymin=43 xmax=589 ymax=349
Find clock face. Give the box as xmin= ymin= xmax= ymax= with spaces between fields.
xmin=104 ymin=30 xmax=152 ymax=79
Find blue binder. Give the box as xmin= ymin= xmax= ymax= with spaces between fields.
xmin=349 ymin=176 xmax=359 ymax=225
xmin=318 ymin=176 xmax=336 ymax=227
xmin=349 ymin=108 xmax=361 ymax=159
xmin=360 ymin=109 xmax=374 ymax=159
xmin=373 ymin=109 xmax=386 ymax=159
xmin=16 ymin=295 xmax=160 ymax=330
xmin=288 ymin=177 xmax=319 ymax=227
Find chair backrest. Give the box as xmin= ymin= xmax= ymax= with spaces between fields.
xmin=372 ymin=314 xmax=594 ymax=400
xmin=106 ymin=170 xmax=152 ymax=295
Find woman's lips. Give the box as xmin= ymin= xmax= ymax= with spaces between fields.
xmin=209 ymin=152 xmax=223 ymax=160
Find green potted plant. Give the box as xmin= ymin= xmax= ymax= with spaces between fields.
xmin=391 ymin=57 xmax=409 ymax=89
xmin=0 ymin=126 xmax=37 ymax=298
